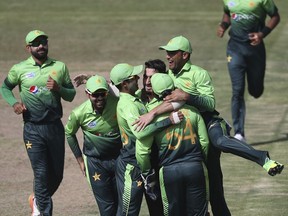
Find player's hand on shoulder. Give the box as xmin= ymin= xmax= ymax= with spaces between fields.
xmin=132 ymin=112 xmax=154 ymax=132
xmin=164 ymin=88 xmax=189 ymax=102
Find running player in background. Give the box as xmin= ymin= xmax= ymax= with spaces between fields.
xmin=0 ymin=30 xmax=76 ymax=216
xmin=65 ymin=75 xmax=122 ymax=216
xmin=217 ymin=0 xmax=280 ymax=142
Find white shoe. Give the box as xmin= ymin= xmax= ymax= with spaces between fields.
xmin=29 ymin=193 xmax=41 ymax=216
xmin=234 ymin=133 xmax=247 ymax=143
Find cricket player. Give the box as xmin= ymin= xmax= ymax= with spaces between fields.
xmin=109 ymin=63 xmax=182 ymax=216
xmin=217 ymin=0 xmax=280 ymax=142
xmin=136 ymin=73 xmax=209 ymax=215
xmin=134 ymin=35 xmax=284 ymax=216
xmin=162 ymin=35 xmax=284 ymax=216
xmin=65 ymin=75 xmax=122 ymax=216
xmin=0 ymin=30 xmax=76 ymax=216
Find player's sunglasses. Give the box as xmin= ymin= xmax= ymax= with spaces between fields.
xmin=91 ymin=92 xmax=107 ymax=98
xmin=29 ymin=39 xmax=48 ymax=47
xmin=159 ymin=89 xmax=173 ymax=100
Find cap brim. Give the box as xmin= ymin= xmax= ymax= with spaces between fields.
xmin=27 ymin=35 xmax=48 ymax=44
xmin=86 ymin=87 xmax=108 ymax=94
xmin=131 ymin=65 xmax=144 ymax=76
xmin=159 ymin=45 xmax=179 ymax=51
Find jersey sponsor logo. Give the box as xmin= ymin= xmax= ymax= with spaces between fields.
xmin=29 ymin=86 xmax=39 ymax=94
xmin=231 ymin=13 xmax=255 ymax=22
xmin=29 ymin=86 xmax=49 ymax=94
xmin=227 ymin=1 xmax=236 ymax=8
xmin=26 ymin=72 xmax=36 ymax=78
xmin=88 ymin=121 xmax=97 ymax=128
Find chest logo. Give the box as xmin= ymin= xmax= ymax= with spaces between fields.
xmin=228 ymin=1 xmax=236 ymax=8
xmin=26 ymin=72 xmax=36 ymax=78
xmin=88 ymin=121 xmax=97 ymax=128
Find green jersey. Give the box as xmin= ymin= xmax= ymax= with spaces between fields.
xmin=1 ymin=56 xmax=76 ymax=122
xmin=65 ymin=95 xmax=121 ymax=159
xmin=137 ymin=98 xmax=209 ymax=173
xmin=116 ymin=92 xmax=172 ymax=166
xmin=223 ymin=0 xmax=278 ymax=42
xmin=168 ymin=61 xmax=215 ymax=112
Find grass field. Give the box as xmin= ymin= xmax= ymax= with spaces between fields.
xmin=0 ymin=0 xmax=287 ymax=215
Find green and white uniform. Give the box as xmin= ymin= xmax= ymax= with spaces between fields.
xmin=223 ymin=0 xmax=278 ymax=42
xmin=65 ymin=95 xmax=121 ymax=216
xmin=116 ymin=92 xmax=172 ymax=216
xmin=168 ymin=61 xmax=215 ymax=113
xmin=168 ymin=59 xmax=271 ymax=216
xmin=223 ymin=0 xmax=278 ymax=138
xmin=1 ymin=56 xmax=76 ymax=215
xmin=138 ymin=98 xmax=209 ymax=216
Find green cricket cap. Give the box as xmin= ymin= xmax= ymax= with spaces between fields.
xmin=159 ymin=35 xmax=192 ymax=53
xmin=151 ymin=73 xmax=174 ymax=96
xmin=25 ymin=30 xmax=48 ymax=45
xmin=110 ymin=63 xmax=143 ymax=85
xmin=85 ymin=75 xmax=108 ymax=94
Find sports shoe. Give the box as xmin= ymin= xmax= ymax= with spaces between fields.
xmin=28 ymin=193 xmax=41 ymax=216
xmin=263 ymin=160 xmax=284 ymax=176
xmin=234 ymin=133 xmax=247 ymax=143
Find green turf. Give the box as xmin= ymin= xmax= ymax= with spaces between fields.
xmin=0 ymin=0 xmax=287 ymax=215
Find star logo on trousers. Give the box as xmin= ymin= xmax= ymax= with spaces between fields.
xmin=92 ymin=172 xmax=101 ymax=181
xmin=136 ymin=180 xmax=143 ymax=187
xmin=227 ymin=55 xmax=232 ymax=63
xmin=25 ymin=141 xmax=32 ymax=149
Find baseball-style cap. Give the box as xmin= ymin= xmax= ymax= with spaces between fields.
xmin=25 ymin=30 xmax=48 ymax=45
xmin=159 ymin=35 xmax=192 ymax=53
xmin=110 ymin=63 xmax=143 ymax=85
xmin=85 ymin=75 xmax=108 ymax=94
xmin=151 ymin=73 xmax=174 ymax=96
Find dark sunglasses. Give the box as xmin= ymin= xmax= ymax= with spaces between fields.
xmin=90 ymin=91 xmax=108 ymax=98
xmin=30 ymin=39 xmax=48 ymax=47
xmin=159 ymin=89 xmax=173 ymax=100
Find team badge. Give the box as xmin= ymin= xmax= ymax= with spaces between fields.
xmin=50 ymin=70 xmax=57 ymax=78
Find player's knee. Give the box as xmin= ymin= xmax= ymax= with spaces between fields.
xmin=248 ymin=87 xmax=264 ymax=98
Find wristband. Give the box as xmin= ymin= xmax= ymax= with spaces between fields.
xmin=171 ymin=101 xmax=185 ymax=110
xmin=219 ymin=21 xmax=230 ymax=30
xmin=261 ymin=26 xmax=272 ymax=38
xmin=172 ymin=112 xmax=181 ymax=124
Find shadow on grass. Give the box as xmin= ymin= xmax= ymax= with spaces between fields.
xmin=250 ymin=133 xmax=288 ymax=146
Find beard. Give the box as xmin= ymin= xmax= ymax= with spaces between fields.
xmin=31 ymin=48 xmax=48 ymax=61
